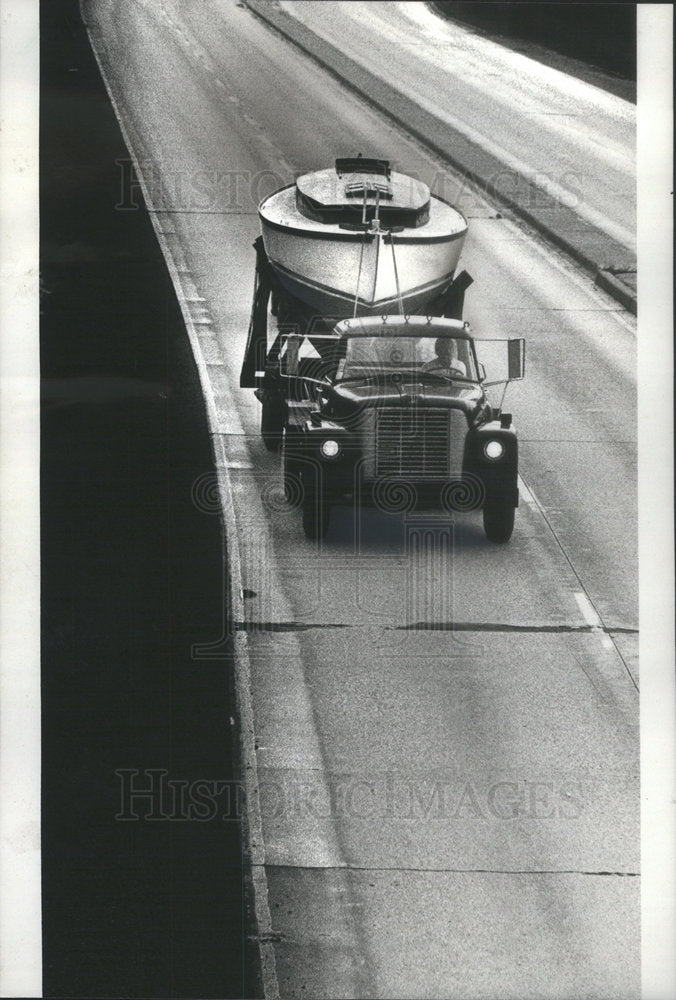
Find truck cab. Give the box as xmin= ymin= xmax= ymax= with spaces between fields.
xmin=271 ymin=315 xmax=525 ymax=542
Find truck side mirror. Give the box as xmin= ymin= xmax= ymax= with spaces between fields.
xmin=508 ymin=339 xmax=525 ymax=380
xmin=478 ymin=362 xmax=486 ymax=381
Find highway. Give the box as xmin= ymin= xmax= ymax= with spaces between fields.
xmin=280 ymin=1 xmax=636 ymax=252
xmin=84 ymin=1 xmax=639 ymax=996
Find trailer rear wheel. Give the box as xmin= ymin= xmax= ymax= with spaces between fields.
xmin=261 ymin=393 xmax=285 ymax=452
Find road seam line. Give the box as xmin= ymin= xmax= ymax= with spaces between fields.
xmin=231 ymin=620 xmax=638 ymax=635
xmin=258 ymin=862 xmax=640 ymax=877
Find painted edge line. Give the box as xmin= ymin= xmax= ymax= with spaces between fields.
xmin=81 ymin=10 xmax=280 ymax=999
xmin=520 ymin=476 xmax=639 ymax=680
xmin=243 ymin=0 xmax=636 ymax=316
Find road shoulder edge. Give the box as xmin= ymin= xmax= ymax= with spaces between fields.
xmin=80 ymin=7 xmax=280 ymax=998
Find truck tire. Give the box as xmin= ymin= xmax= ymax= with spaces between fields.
xmin=261 ymin=393 xmax=285 ymax=452
xmin=483 ymin=501 xmax=515 ymax=543
xmin=301 ymin=471 xmax=330 ymax=541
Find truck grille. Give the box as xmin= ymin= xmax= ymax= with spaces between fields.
xmin=376 ymin=408 xmax=450 ymax=478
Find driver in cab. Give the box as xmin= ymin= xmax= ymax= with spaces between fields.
xmin=422 ymin=337 xmax=466 ymax=376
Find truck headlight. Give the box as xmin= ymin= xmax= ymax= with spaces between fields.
xmin=320 ymin=439 xmax=341 ymax=459
xmin=484 ymin=439 xmax=505 ymax=461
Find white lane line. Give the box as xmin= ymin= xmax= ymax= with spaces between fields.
xmin=574 ymin=590 xmax=602 ymax=628
xmin=517 ymin=474 xmax=539 ymax=509
xmin=84 ymin=24 xmax=281 ymax=1000
xmin=575 ymin=591 xmax=615 ymax=650
xmin=517 ymin=475 xmax=550 ymax=524
xmin=520 ymin=476 xmax=619 ymax=654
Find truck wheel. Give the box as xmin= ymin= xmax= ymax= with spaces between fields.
xmin=483 ymin=502 xmax=515 ymax=543
xmin=261 ymin=393 xmax=285 ymax=452
xmin=301 ymin=473 xmax=330 ymax=540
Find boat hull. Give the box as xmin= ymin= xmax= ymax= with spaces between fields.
xmin=259 ymin=183 xmax=467 ymax=319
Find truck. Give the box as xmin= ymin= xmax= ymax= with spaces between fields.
xmin=240 ymin=159 xmax=525 ymax=542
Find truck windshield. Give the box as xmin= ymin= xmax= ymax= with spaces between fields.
xmin=337 ymin=335 xmax=476 ymax=381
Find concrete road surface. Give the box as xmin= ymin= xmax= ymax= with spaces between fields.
xmin=85 ymin=1 xmax=639 ymax=996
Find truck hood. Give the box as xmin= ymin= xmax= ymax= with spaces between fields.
xmin=325 ymin=378 xmax=484 ymax=417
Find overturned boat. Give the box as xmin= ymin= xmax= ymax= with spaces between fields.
xmin=258 ymin=157 xmax=468 ymax=318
